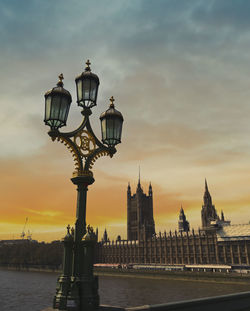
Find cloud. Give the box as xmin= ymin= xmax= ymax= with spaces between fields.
xmin=24 ymin=208 xmax=61 ymax=217
xmin=192 ymin=0 xmax=250 ymax=31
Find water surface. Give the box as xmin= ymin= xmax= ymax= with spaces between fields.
xmin=0 ymin=269 xmax=249 ymax=311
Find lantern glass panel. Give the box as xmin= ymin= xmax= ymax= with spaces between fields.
xmin=77 ymin=79 xmax=82 ymax=102
xmin=113 ymin=118 xmax=117 ymax=141
xmin=83 ymin=79 xmax=90 ymax=101
xmin=90 ymin=80 xmax=97 ymax=101
xmin=50 ymin=95 xmax=61 ymax=120
xmin=58 ymin=97 xmax=69 ymax=123
xmin=106 ymin=118 xmax=113 ymax=140
xmin=45 ymin=96 xmax=52 ymax=121
xmin=101 ymin=118 xmax=106 ymax=141
xmin=114 ymin=118 xmax=121 ymax=140
xmin=117 ymin=118 xmax=123 ymax=140
xmin=107 ymin=118 xmax=117 ymax=146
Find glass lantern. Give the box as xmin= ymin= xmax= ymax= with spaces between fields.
xmin=100 ymin=96 xmax=124 ymax=146
xmin=75 ymin=60 xmax=100 ymax=109
xmin=44 ymin=74 xmax=72 ymax=130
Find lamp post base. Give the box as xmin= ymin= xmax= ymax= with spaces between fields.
xmin=53 ymin=275 xmax=71 ymax=310
xmin=65 ymin=275 xmax=99 ymax=311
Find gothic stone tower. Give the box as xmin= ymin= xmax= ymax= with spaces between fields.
xmin=101 ymin=228 xmax=109 ymax=243
xmin=127 ymin=178 xmax=155 ymax=241
xmin=178 ymin=206 xmax=190 ymax=233
xmin=201 ymin=179 xmax=219 ymax=228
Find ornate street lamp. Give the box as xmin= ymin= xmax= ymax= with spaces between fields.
xmin=44 ymin=60 xmax=123 ymax=311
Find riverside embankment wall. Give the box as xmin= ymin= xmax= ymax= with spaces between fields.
xmin=94 ymin=267 xmax=250 ymax=284
xmin=2 ymin=264 xmax=250 ymax=284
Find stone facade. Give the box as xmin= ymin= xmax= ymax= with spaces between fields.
xmin=96 ymin=230 xmax=250 ymax=266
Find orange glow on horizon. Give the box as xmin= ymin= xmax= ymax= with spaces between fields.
xmin=1 ymin=149 xmax=250 ymax=242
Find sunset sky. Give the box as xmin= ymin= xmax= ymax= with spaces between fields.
xmin=1 ymin=0 xmax=250 ymax=242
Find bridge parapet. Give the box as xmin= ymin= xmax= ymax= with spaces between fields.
xmin=42 ymin=291 xmax=250 ymax=311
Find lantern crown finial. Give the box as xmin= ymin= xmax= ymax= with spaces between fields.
xmin=110 ymin=96 xmax=115 ymax=108
xmin=57 ymin=73 xmax=64 ymax=87
xmin=85 ymin=59 xmax=91 ymax=71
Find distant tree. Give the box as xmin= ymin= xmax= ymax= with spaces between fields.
xmin=0 ymin=241 xmax=63 ymax=267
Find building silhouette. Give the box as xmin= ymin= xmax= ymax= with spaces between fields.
xmin=96 ymin=179 xmax=250 ymax=266
xmin=127 ymin=175 xmax=155 ymax=241
xmin=201 ymin=179 xmax=219 ymax=228
xmin=178 ymin=206 xmax=190 ymax=233
xmin=201 ymin=180 xmax=231 ymax=229
xmin=101 ymin=228 xmax=109 ymax=243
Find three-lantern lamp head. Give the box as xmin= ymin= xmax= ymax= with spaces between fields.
xmin=44 ymin=62 xmax=124 ymax=147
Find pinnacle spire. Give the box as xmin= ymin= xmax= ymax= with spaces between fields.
xmin=102 ymin=228 xmax=108 ymax=243
xmin=137 ymin=165 xmax=142 ymax=190
xmin=205 ymin=178 xmax=208 ymax=191
xmin=221 ymin=210 xmax=225 ymax=221
xmin=127 ymin=182 xmax=131 ymax=194
xmin=148 ymin=181 xmax=153 ymax=196
xmin=203 ymin=178 xmax=212 ymax=206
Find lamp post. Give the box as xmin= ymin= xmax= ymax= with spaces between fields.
xmin=44 ymin=60 xmax=124 ymax=311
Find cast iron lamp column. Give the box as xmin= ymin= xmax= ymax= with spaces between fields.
xmin=44 ymin=60 xmax=124 ymax=311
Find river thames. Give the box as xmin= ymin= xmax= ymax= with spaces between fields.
xmin=1 ymin=269 xmax=250 ymax=311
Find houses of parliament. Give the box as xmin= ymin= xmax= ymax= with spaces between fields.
xmin=95 ymin=177 xmax=250 ymax=266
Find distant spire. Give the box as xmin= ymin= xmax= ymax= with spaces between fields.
xmin=103 ymin=228 xmax=108 ymax=243
xmin=178 ymin=206 xmax=189 ymax=233
xmin=95 ymin=227 xmax=98 ymax=241
xmin=149 ymin=181 xmax=152 ymax=195
xmin=203 ymin=178 xmax=212 ymax=206
xmin=221 ymin=210 xmax=225 ymax=221
xmin=179 ymin=205 xmax=185 ymax=220
xmin=205 ymin=178 xmax=208 ymax=191
xmin=127 ymin=182 xmax=131 ymax=196
xmin=137 ymin=165 xmax=142 ymax=191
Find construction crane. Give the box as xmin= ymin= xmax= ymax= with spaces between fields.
xmin=21 ymin=217 xmax=28 ymax=239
